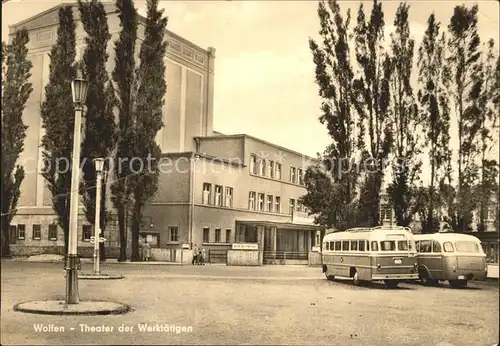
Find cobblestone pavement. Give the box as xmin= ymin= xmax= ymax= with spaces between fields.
xmin=1 ymin=261 xmax=498 ymax=345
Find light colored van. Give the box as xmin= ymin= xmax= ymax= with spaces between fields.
xmin=414 ymin=233 xmax=488 ymax=288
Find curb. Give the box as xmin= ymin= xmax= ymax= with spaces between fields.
xmin=78 ymin=273 xmax=125 ymax=280
xmin=13 ymin=300 xmax=131 ymax=316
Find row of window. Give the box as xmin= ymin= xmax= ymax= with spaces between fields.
xmin=249 ymin=154 xmax=306 ymax=186
xmin=247 ymin=192 xmax=307 ymax=214
xmin=324 ymin=240 xmax=411 ymax=252
xmin=202 ymin=227 xmax=231 ymax=244
xmin=10 ymin=224 xmax=93 ymax=242
xmin=415 ymin=240 xmax=480 ymax=253
xmin=202 ymin=183 xmax=233 ymax=207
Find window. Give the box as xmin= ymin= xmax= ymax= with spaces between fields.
xmin=257 ymin=193 xmax=265 ymax=211
xmin=298 ymin=168 xmax=304 ymax=185
xmin=289 ymin=198 xmax=295 ymax=215
xmin=325 ymin=242 xmax=330 ymax=251
xmin=275 ymin=163 xmax=282 ymax=179
xmin=334 ymin=241 xmax=342 ymax=251
xmin=342 ymin=241 xmax=349 ymax=251
xmin=398 ymin=241 xmax=409 ymax=251
xmin=371 ymin=241 xmax=378 ymax=251
xmin=215 ymin=228 xmax=221 ymax=243
xmin=328 ymin=241 xmax=333 ymax=250
xmin=381 ymin=206 xmax=392 ymax=221
xmin=203 ymin=227 xmax=210 ymax=243
xmin=268 ymin=161 xmax=274 ymax=178
xmin=290 ymin=167 xmax=296 ymax=183
xmin=380 ymin=241 xmax=396 ymax=251
xmin=82 ymin=225 xmax=92 ymax=241
xmin=296 ymin=201 xmax=302 ymax=212
xmin=214 ymin=185 xmax=223 ymax=206
xmin=419 ymin=240 xmax=432 ymax=253
xmin=168 ymin=226 xmax=178 ymax=242
xmin=248 ymin=191 xmax=256 ymax=210
xmin=455 ymin=241 xmax=480 ymax=253
xmin=17 ymin=224 xmax=25 ymax=239
xmin=432 ymin=240 xmax=442 ymax=253
xmin=32 ymin=224 xmax=41 ymax=240
xmin=359 ymin=240 xmax=365 ymax=251
xmin=226 ymin=229 xmax=231 ymax=243
xmin=351 ymin=240 xmax=358 ymax=251
xmin=202 ymin=183 xmax=212 ymax=205
xmin=366 ymin=241 xmax=370 ymax=251
xmin=275 ymin=196 xmax=281 ymax=213
xmin=443 ymin=241 xmax=454 ymax=252
xmin=250 ymin=155 xmax=257 ymax=174
xmin=267 ymin=195 xmax=273 ymax=212
xmin=225 ymin=187 xmax=233 ymax=207
xmin=141 ymin=233 xmax=160 ymax=247
xmin=259 ymin=158 xmax=265 ymax=176
xmin=48 ymin=224 xmax=57 ymax=240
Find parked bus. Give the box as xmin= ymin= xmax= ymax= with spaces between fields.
xmin=322 ymin=226 xmax=419 ymax=288
xmin=414 ymin=233 xmax=488 ymax=288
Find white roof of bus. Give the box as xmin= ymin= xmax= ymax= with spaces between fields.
xmin=323 ymin=228 xmax=413 ymax=241
xmin=414 ymin=233 xmax=481 ymax=242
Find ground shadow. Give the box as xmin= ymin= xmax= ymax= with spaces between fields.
xmin=325 ymin=277 xmax=415 ymax=290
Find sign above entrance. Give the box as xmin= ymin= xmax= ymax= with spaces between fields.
xmin=232 ymin=243 xmax=258 ymax=250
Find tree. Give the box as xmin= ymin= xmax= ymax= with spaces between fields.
xmin=476 ymin=39 xmax=499 ymax=232
xmin=127 ymin=0 xmax=167 ymax=260
xmin=352 ymin=0 xmax=393 ymax=226
xmin=302 ymin=0 xmax=361 ymax=231
xmin=40 ymin=6 xmax=77 ymax=255
xmin=416 ymin=13 xmax=452 ymax=233
xmin=111 ymin=0 xmax=139 ymax=261
xmin=78 ymin=0 xmax=118 ymax=261
xmin=386 ymin=3 xmax=421 ymax=227
xmin=1 ymin=29 xmax=33 ymax=257
xmin=446 ymin=5 xmax=483 ymax=232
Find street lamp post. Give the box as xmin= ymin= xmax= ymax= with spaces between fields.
xmin=93 ymin=158 xmax=104 ymax=275
xmin=66 ymin=76 xmax=88 ymax=304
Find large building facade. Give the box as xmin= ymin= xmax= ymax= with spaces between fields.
xmin=8 ymin=4 xmax=322 ymax=262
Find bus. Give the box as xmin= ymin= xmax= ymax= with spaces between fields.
xmin=414 ymin=233 xmax=488 ymax=288
xmin=322 ymin=226 xmax=419 ymax=288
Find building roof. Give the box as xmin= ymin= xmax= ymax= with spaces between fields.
xmin=196 ymin=133 xmax=319 ymax=163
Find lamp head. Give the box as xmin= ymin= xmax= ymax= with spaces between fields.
xmin=94 ymin=158 xmax=104 ymax=174
xmin=71 ymin=77 xmax=88 ymax=106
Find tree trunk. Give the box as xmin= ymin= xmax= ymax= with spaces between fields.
xmin=117 ymin=206 xmax=127 ymax=262
xmin=130 ymin=202 xmax=141 ymax=262
xmin=1 ymin=215 xmax=11 ymax=257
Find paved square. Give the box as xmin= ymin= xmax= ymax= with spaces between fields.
xmin=1 ymin=261 xmax=498 ymax=345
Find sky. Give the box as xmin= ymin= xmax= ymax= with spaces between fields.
xmin=2 ymin=0 xmax=499 ymax=184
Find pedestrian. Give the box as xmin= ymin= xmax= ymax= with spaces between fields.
xmin=192 ymin=244 xmax=199 ymax=265
xmin=141 ymin=239 xmax=151 ymax=262
xmin=200 ymin=247 xmax=206 ymax=265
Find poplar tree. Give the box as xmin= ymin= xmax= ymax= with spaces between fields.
xmin=78 ymin=0 xmax=118 ymax=260
xmin=386 ymin=3 xmax=421 ymax=227
xmin=128 ymin=0 xmax=167 ymax=260
xmin=1 ymin=29 xmax=33 ymax=256
xmin=40 ymin=7 xmax=77 ymax=255
xmin=416 ymin=13 xmax=452 ymax=233
xmin=446 ymin=5 xmax=483 ymax=232
xmin=476 ymin=39 xmax=499 ymax=232
xmin=352 ymin=0 xmax=392 ymax=226
xmin=111 ymin=0 xmax=138 ymax=261
xmin=302 ymin=0 xmax=361 ymax=230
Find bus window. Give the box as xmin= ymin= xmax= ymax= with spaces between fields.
xmin=432 ymin=240 xmax=442 ymax=253
xmin=334 ymin=241 xmax=341 ymax=251
xmin=366 ymin=241 xmax=370 ymax=251
xmin=397 ymin=241 xmax=408 ymax=251
xmin=420 ymin=240 xmax=431 ymax=253
xmin=371 ymin=241 xmax=378 ymax=251
xmin=380 ymin=241 xmax=396 ymax=251
xmin=325 ymin=242 xmax=329 ymax=251
xmin=455 ymin=241 xmax=480 ymax=253
xmin=351 ymin=241 xmax=358 ymax=251
xmin=342 ymin=241 xmax=349 ymax=251
xmin=330 ymin=241 xmax=335 ymax=250
xmin=359 ymin=240 xmax=365 ymax=251
xmin=415 ymin=241 xmax=420 ymax=252
xmin=443 ymin=242 xmax=454 ymax=252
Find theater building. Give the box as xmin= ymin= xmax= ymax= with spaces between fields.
xmin=7 ymin=4 xmax=324 ymax=263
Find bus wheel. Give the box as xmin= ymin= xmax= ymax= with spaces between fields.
xmin=384 ymin=280 xmax=399 ymax=288
xmin=449 ymin=280 xmax=467 ymax=288
xmin=419 ymin=269 xmax=438 ymax=286
xmin=325 ymin=273 xmax=335 ymax=281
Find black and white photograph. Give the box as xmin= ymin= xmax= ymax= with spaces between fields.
xmin=1 ymin=0 xmax=499 ymax=345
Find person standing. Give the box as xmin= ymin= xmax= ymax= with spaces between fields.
xmin=200 ymin=247 xmax=206 ymax=265
xmin=192 ymin=244 xmax=199 ymax=265
xmin=142 ymin=239 xmax=151 ymax=262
